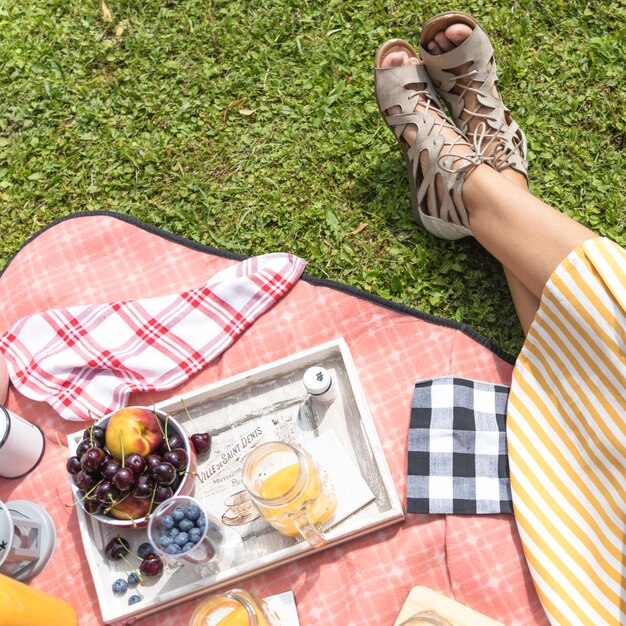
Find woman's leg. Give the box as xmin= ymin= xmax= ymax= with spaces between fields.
xmin=421 ymin=22 xmax=596 ymax=324
xmin=491 ymin=150 xmax=541 ymax=332
xmin=423 ymin=22 xmax=541 ymax=332
xmin=463 ymin=165 xmax=596 ymax=299
xmin=504 ymin=271 xmax=539 ymax=335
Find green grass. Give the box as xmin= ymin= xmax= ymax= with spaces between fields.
xmin=1 ymin=0 xmax=625 ymax=354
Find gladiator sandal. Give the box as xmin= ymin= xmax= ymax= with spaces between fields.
xmin=420 ymin=12 xmax=528 ymax=178
xmin=374 ymin=38 xmax=488 ymax=240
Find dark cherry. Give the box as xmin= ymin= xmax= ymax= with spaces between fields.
xmin=145 ymin=454 xmax=162 ymax=472
xmin=158 ymin=432 xmax=183 ymax=453
xmin=105 ymin=536 xmax=130 ymax=560
xmin=83 ymin=425 xmax=106 ymax=446
xmin=191 ymin=433 xmax=211 ymax=455
xmin=75 ymin=439 xmax=92 ymax=458
xmin=153 ymin=484 xmax=173 ymax=503
xmin=101 ymin=459 xmax=121 ymax=481
xmin=95 ymin=480 xmax=120 ymax=504
xmin=66 ymin=456 xmax=82 ymax=475
xmin=74 ymin=470 xmax=98 ymax=492
xmin=124 ymin=453 xmax=147 ymax=476
xmin=152 ymin=462 xmax=177 ymax=486
xmin=163 ymin=448 xmax=188 ymax=470
xmin=132 ymin=474 xmax=154 ymax=499
xmin=81 ymin=447 xmax=107 ymax=473
xmin=113 ymin=467 xmax=136 ymax=491
xmin=139 ymin=553 xmax=163 ymax=577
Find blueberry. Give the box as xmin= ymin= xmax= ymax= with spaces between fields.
xmin=112 ymin=578 xmax=128 ymax=594
xmin=128 ymin=595 xmax=141 ymax=605
xmin=165 ymin=543 xmax=182 ymax=554
xmin=185 ymin=505 xmax=201 ymax=521
xmin=161 ymin=515 xmax=175 ymax=530
xmin=198 ymin=513 xmax=206 ymax=530
xmin=165 ymin=527 xmax=180 ymax=539
xmin=137 ymin=542 xmax=154 ymax=559
xmin=182 ymin=542 xmax=195 ymax=552
xmin=171 ymin=507 xmax=185 ymax=522
xmin=178 ymin=518 xmax=194 ymax=532
xmin=127 ymin=572 xmax=140 ymax=587
xmin=159 ymin=534 xmax=173 ymax=548
xmin=189 ymin=527 xmax=203 ymax=543
xmin=174 ymin=532 xmax=189 ymax=546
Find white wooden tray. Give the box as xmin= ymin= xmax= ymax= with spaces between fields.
xmin=70 ymin=338 xmax=404 ymax=625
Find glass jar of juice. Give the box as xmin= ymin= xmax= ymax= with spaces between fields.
xmin=242 ymin=441 xmax=337 ymax=548
xmin=190 ymin=589 xmax=282 ymax=626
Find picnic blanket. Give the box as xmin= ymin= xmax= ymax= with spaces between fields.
xmin=0 ymin=212 xmax=549 ymax=626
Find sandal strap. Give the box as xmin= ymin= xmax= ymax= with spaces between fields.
xmin=408 ymin=136 xmax=484 ymax=232
xmin=421 ymin=24 xmax=528 ymax=177
xmin=375 ymin=63 xmax=441 ymax=140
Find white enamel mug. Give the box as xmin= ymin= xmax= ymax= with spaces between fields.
xmin=0 ymin=407 xmax=45 ymax=479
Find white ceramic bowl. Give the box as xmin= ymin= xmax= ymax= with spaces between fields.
xmin=69 ymin=407 xmax=196 ymax=528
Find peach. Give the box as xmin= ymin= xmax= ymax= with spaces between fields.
xmin=105 ymin=407 xmax=163 ymax=460
xmin=109 ymin=494 xmax=151 ymax=521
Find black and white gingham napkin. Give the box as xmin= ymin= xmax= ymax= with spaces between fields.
xmin=407 ymin=377 xmax=513 ymax=515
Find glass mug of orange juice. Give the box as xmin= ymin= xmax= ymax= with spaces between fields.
xmin=190 ymin=588 xmax=282 ymax=626
xmin=242 ymin=441 xmax=337 ymax=547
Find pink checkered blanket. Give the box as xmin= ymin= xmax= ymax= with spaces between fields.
xmin=0 ymin=214 xmax=549 ymax=626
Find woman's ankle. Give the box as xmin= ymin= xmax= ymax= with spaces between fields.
xmin=462 ymin=163 xmax=500 ymax=209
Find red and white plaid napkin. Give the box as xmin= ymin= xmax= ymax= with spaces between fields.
xmin=0 ymin=253 xmax=306 ymax=421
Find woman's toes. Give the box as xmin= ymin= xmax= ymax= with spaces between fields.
xmin=427 ymin=40 xmax=444 ymax=55
xmin=444 ymin=23 xmax=473 ymax=46
xmin=434 ymin=31 xmax=455 ymax=52
xmin=381 ymin=50 xmax=409 ymax=68
xmin=381 ymin=50 xmax=420 ymax=69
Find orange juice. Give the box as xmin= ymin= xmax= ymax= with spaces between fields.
xmin=258 ymin=462 xmax=336 ymax=536
xmin=190 ymin=590 xmax=275 ymax=626
xmin=0 ymin=573 xmax=78 ymax=626
xmin=242 ymin=441 xmax=337 ymax=546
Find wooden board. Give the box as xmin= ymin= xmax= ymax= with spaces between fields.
xmin=394 ymin=587 xmax=505 ymax=626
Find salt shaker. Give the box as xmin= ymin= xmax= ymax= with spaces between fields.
xmin=302 ymin=366 xmax=338 ymax=406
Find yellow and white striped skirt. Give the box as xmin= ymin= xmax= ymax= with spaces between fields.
xmin=507 ymin=237 xmax=626 ymax=626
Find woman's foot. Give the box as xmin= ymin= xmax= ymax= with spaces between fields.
xmin=420 ymin=13 xmax=528 ymax=189
xmin=374 ymin=39 xmax=488 ymax=239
